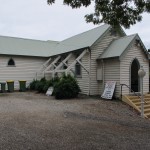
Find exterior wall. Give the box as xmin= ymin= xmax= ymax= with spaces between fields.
xmin=120 ymin=42 xmax=149 ymax=95
xmin=0 ymin=55 xmax=47 ymax=90
xmin=67 ymin=54 xmax=76 ymax=75
xmin=103 ymin=59 xmax=120 ymax=97
xmin=90 ymin=31 xmax=121 ymax=95
xmin=67 ymin=52 xmax=90 ymax=95
xmin=77 ymin=52 xmax=90 ymax=95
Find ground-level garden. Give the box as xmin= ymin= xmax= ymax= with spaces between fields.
xmin=0 ymin=92 xmax=150 ymax=150
xmin=29 ymin=74 xmax=81 ymax=99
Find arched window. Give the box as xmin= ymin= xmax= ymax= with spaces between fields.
xmin=75 ymin=62 xmax=81 ymax=77
xmin=8 ymin=58 xmax=15 ymax=66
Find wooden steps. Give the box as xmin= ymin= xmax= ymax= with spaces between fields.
xmin=122 ymin=94 xmax=150 ymax=118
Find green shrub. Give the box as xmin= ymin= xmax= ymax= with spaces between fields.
xmin=43 ymin=77 xmax=60 ymax=94
xmin=35 ymin=77 xmax=47 ymax=93
xmin=51 ymin=76 xmax=60 ymax=86
xmin=43 ymin=82 xmax=49 ymax=93
xmin=30 ymin=80 xmax=39 ymax=90
xmin=40 ymin=77 xmax=46 ymax=82
xmin=43 ymin=80 xmax=53 ymax=93
xmin=29 ymin=75 xmax=80 ymax=99
xmin=54 ymin=74 xmax=80 ymax=99
xmin=35 ymin=80 xmax=46 ymax=93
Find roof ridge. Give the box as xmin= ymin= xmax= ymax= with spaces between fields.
xmin=116 ymin=34 xmax=137 ymax=40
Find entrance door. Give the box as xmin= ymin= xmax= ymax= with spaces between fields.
xmin=131 ymin=59 xmax=140 ymax=92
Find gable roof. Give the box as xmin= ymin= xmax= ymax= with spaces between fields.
xmin=99 ymin=34 xmax=149 ymax=60
xmin=51 ymin=24 xmax=111 ymax=56
xmin=0 ymin=24 xmax=111 ymax=57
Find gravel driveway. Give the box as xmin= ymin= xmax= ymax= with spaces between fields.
xmin=0 ymin=92 xmax=150 ymax=150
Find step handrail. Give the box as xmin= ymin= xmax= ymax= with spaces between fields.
xmin=120 ymin=84 xmax=147 ymax=104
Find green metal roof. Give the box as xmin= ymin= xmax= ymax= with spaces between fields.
xmin=0 ymin=24 xmax=110 ymax=57
xmin=52 ymin=24 xmax=110 ymax=56
xmin=99 ymin=34 xmax=138 ymax=59
xmin=0 ymin=36 xmax=59 ymax=57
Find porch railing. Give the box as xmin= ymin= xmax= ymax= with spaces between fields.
xmin=120 ymin=84 xmax=147 ymax=104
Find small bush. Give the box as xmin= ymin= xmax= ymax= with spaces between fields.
xmin=35 ymin=78 xmax=47 ymax=93
xmin=40 ymin=77 xmax=46 ymax=82
xmin=43 ymin=80 xmax=53 ymax=93
xmin=29 ymin=76 xmax=60 ymax=93
xmin=35 ymin=82 xmax=43 ymax=92
xmin=54 ymin=74 xmax=80 ymax=99
xmin=51 ymin=76 xmax=60 ymax=86
xmin=30 ymin=80 xmax=39 ymax=90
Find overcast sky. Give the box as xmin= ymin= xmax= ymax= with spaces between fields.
xmin=0 ymin=0 xmax=149 ymax=49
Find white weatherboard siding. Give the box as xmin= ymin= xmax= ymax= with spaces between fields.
xmin=0 ymin=55 xmax=47 ymax=90
xmin=67 ymin=53 xmax=76 ymax=75
xmin=103 ymin=59 xmax=120 ymax=97
xmin=120 ymin=43 xmax=149 ymax=95
xmin=90 ymin=31 xmax=120 ymax=95
xmin=77 ymin=52 xmax=90 ymax=95
xmin=67 ymin=52 xmax=90 ymax=95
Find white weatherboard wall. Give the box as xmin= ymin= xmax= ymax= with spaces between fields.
xmin=120 ymin=43 xmax=149 ymax=95
xmin=90 ymin=31 xmax=121 ymax=95
xmin=77 ymin=52 xmax=90 ymax=95
xmin=0 ymin=55 xmax=47 ymax=90
xmin=103 ymin=59 xmax=120 ymax=97
xmin=67 ymin=52 xmax=90 ymax=95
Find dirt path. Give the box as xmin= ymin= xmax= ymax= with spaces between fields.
xmin=0 ymin=92 xmax=150 ymax=150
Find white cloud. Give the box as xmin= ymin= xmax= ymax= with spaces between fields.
xmin=0 ymin=0 xmax=149 ymax=48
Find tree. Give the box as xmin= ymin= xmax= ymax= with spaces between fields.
xmin=47 ymin=0 xmax=150 ymax=28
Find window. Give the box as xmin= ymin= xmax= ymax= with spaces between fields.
xmin=75 ymin=62 xmax=81 ymax=77
xmin=8 ymin=58 xmax=15 ymax=66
